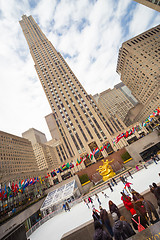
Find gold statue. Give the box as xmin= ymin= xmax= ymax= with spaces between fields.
xmin=97 ymin=159 xmax=116 ymax=181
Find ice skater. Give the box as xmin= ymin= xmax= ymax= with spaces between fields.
xmin=128 ymin=170 xmax=133 ymax=179
xmin=102 ymin=191 xmax=109 ymax=198
xmin=95 ymin=193 xmax=101 ymax=205
xmin=108 ymin=182 xmax=113 ymax=192
xmin=125 ymin=182 xmax=133 ymax=192
xmin=84 ymin=198 xmax=90 ymax=209
xmin=112 ymin=177 xmax=117 ymax=185
xmin=65 ymin=201 xmax=70 ymax=211
xmin=151 ymin=156 xmax=158 ymax=164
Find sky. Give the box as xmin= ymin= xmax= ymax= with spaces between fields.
xmin=0 ymin=0 xmax=159 ymax=141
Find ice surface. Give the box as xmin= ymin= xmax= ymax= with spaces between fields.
xmin=29 ymin=162 xmax=160 ymax=240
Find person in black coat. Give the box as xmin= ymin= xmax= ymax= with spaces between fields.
xmin=92 ymin=208 xmax=100 ymax=222
xmin=109 ymin=200 xmax=121 ymax=219
xmin=152 ymin=182 xmax=160 ymax=208
xmin=113 ymin=219 xmax=135 ymax=240
xmin=93 ymin=221 xmax=112 ymax=240
xmin=99 ymin=206 xmax=113 ymax=237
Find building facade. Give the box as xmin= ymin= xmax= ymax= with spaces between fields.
xmin=93 ymin=87 xmax=135 ymax=122
xmin=117 ymin=24 xmax=160 ymax=124
xmin=0 ymin=130 xmax=39 ymax=184
xmin=22 ymin=128 xmax=60 ymax=171
xmin=20 ymin=15 xmax=118 ymax=167
xmin=133 ymin=0 xmax=160 ymax=12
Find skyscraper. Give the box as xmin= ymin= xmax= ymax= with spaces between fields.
xmin=117 ymin=24 xmax=160 ymax=124
xmin=133 ymin=0 xmax=160 ymax=12
xmin=19 ymin=15 xmax=116 ymax=167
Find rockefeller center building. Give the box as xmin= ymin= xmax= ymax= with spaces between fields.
xmin=19 ymin=15 xmax=118 ymax=168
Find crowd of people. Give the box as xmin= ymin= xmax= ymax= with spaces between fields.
xmin=84 ymin=181 xmax=160 ymax=240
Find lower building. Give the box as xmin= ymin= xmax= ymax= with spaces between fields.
xmin=0 ymin=130 xmax=40 ymax=185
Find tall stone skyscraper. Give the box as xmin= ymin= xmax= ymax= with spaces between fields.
xmin=117 ymin=24 xmax=160 ymax=124
xmin=19 ymin=15 xmax=115 ymax=167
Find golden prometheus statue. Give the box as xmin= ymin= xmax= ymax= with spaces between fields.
xmin=97 ymin=159 xmax=116 ymax=181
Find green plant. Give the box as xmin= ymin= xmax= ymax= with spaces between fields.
xmin=121 ymin=152 xmax=131 ymax=162
xmin=79 ymin=174 xmax=90 ymax=184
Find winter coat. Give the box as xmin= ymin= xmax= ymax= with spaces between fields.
xmin=109 ymin=203 xmax=121 ymax=218
xmin=142 ymin=200 xmax=156 ymax=213
xmin=132 ymin=192 xmax=142 ymax=201
xmin=153 ymin=186 xmax=160 ymax=203
xmin=93 ymin=228 xmax=112 ymax=240
xmin=100 ymin=209 xmax=110 ymax=223
xmin=93 ymin=211 xmax=100 ymax=222
xmin=131 ymin=214 xmax=148 ymax=231
xmin=113 ymin=220 xmax=135 ymax=240
xmin=121 ymin=196 xmax=133 ymax=211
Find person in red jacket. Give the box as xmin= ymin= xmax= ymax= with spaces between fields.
xmin=121 ymin=192 xmax=134 ymax=211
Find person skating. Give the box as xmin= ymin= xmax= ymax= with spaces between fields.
xmin=125 ymin=182 xmax=132 ymax=192
xmin=112 ymin=177 xmax=117 ymax=185
xmin=62 ymin=203 xmax=67 ymax=212
xmin=99 ymin=206 xmax=113 ymax=237
xmin=95 ymin=193 xmax=101 ymax=205
xmin=83 ymin=198 xmax=90 ymax=209
xmin=93 ymin=220 xmax=113 ymax=240
xmin=102 ymin=191 xmax=109 ymax=198
xmin=128 ymin=170 xmax=133 ymax=179
xmin=139 ymin=196 xmax=159 ymax=224
xmin=108 ymin=182 xmax=113 ymax=192
xmin=120 ymin=175 xmax=126 ymax=184
xmin=151 ymin=156 xmax=158 ymax=164
xmin=121 ymin=192 xmax=134 ymax=212
xmin=109 ymin=200 xmax=121 ymax=219
xmin=65 ymin=201 xmax=70 ymax=211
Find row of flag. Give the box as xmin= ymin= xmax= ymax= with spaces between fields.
xmin=51 ymin=142 xmax=111 ymax=176
xmin=0 ymin=177 xmax=44 ymax=201
xmin=113 ymin=107 xmax=160 ymax=144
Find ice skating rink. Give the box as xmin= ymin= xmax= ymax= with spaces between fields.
xmin=30 ymin=162 xmax=160 ymax=240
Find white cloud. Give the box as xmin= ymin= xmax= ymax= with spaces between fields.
xmin=0 ymin=0 xmax=159 ymax=140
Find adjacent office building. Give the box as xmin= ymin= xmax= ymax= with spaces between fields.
xmin=20 ymin=15 xmax=117 ymax=167
xmin=133 ymin=0 xmax=160 ymax=12
xmin=117 ymin=24 xmax=160 ymax=125
xmin=0 ymin=130 xmax=39 ymax=184
xmin=22 ymin=128 xmax=60 ymax=171
xmin=93 ymin=86 xmax=135 ymax=122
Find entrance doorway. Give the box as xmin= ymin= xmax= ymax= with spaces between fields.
xmin=88 ymin=141 xmax=104 ymax=161
xmin=140 ymin=142 xmax=160 ymax=161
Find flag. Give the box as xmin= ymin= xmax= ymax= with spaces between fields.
xmin=0 ymin=184 xmax=2 ymax=201
xmin=7 ymin=182 xmax=12 ymax=197
xmin=66 ymin=162 xmax=70 ymax=169
xmin=14 ymin=182 xmax=19 ymax=192
xmin=69 ymin=162 xmax=74 ymax=169
xmin=95 ymin=148 xmax=99 ymax=154
xmin=4 ymin=185 xmax=7 ymax=199
xmin=39 ymin=176 xmax=42 ymax=184
xmin=11 ymin=182 xmax=15 ymax=192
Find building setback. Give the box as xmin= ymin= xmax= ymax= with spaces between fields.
xmin=133 ymin=0 xmax=160 ymax=12
xmin=19 ymin=15 xmax=117 ymax=167
xmin=117 ymin=24 xmax=160 ymax=124
xmin=93 ymin=87 xmax=134 ymax=122
xmin=22 ymin=128 xmax=60 ymax=171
